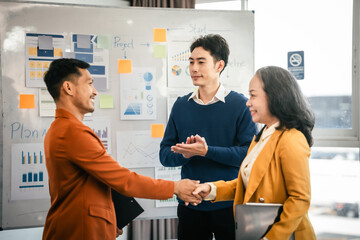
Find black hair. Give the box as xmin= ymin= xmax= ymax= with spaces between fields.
xmin=43 ymin=58 xmax=90 ymax=101
xmin=255 ymin=66 xmax=315 ymax=147
xmin=190 ymin=34 xmax=229 ymax=75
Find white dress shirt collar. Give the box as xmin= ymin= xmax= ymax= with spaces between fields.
xmin=188 ymin=83 xmax=229 ymax=105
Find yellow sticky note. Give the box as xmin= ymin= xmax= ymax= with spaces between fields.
xmin=29 ymin=47 xmax=37 ymax=56
xmin=37 ymin=71 xmax=43 ymax=78
xmin=151 ymin=124 xmax=164 ymax=138
xmin=153 ymin=28 xmax=167 ymax=42
xmin=118 ymin=59 xmax=132 ymax=73
xmin=36 ymin=61 xmax=42 ymax=68
xmin=30 ymin=71 xmax=35 ymax=78
xmin=43 ymin=61 xmax=50 ymax=68
xmin=19 ymin=94 xmax=35 ymax=109
xmin=153 ymin=45 xmax=167 ymax=58
xmin=29 ymin=61 xmax=36 ymax=68
xmin=54 ymin=48 xmax=62 ymax=57
xmin=99 ymin=94 xmax=114 ymax=109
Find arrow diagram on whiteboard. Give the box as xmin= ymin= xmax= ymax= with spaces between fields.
xmin=140 ymin=43 xmax=151 ymax=47
xmin=167 ymin=27 xmax=185 ymax=31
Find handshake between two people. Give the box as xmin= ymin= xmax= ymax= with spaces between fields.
xmin=171 ymin=134 xmax=213 ymax=205
xmin=174 ymin=179 xmax=212 ymax=206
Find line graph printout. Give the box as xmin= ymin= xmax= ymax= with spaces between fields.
xmin=116 ymin=130 xmax=162 ymax=168
xmin=11 ymin=143 xmax=49 ymax=200
xmin=155 ymin=166 xmax=181 ymax=207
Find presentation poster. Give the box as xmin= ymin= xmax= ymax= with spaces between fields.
xmin=11 ymin=143 xmax=49 ymax=200
xmin=83 ymin=117 xmax=112 ymax=154
xmin=116 ymin=130 xmax=162 ymax=168
xmin=120 ymin=68 xmax=157 ymax=120
xmin=25 ymin=33 xmax=65 ymax=88
xmin=71 ymin=34 xmax=110 ymax=91
xmin=155 ymin=166 xmax=182 ymax=207
xmin=167 ymin=40 xmax=194 ymax=88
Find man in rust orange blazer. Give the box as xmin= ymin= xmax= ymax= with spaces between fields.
xmin=42 ymin=58 xmax=201 ymax=240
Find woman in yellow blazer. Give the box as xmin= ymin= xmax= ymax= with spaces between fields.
xmin=192 ymin=66 xmax=317 ymax=239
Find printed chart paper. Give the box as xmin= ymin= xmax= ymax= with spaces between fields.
xmin=155 ymin=166 xmax=181 ymax=207
xmin=11 ymin=143 xmax=49 ymax=200
xmin=120 ymin=68 xmax=157 ymax=120
xmin=167 ymin=40 xmax=193 ymax=88
xmin=39 ymin=88 xmax=56 ymax=117
xmin=83 ymin=117 xmax=112 ymax=154
xmin=71 ymin=34 xmax=110 ymax=91
xmin=25 ymin=33 xmax=65 ymax=87
xmin=116 ymin=130 xmax=162 ymax=168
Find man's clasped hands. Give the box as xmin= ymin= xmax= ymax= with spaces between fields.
xmin=172 ymin=134 xmax=213 ymax=206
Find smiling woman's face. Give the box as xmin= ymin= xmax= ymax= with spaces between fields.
xmin=246 ymin=74 xmax=278 ymax=126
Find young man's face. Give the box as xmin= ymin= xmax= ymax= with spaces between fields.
xmin=189 ymin=47 xmax=223 ymax=87
xmin=72 ymin=68 xmax=97 ymax=115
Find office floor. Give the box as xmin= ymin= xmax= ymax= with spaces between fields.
xmin=0 ymin=227 xmax=128 ymax=240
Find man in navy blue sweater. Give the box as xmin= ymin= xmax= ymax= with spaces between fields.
xmin=160 ymin=34 xmax=257 ymax=240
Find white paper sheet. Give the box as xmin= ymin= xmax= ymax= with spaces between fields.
xmin=116 ymin=130 xmax=162 ymax=168
xmin=11 ymin=143 xmax=49 ymax=200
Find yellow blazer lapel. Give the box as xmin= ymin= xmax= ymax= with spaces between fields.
xmin=243 ymin=130 xmax=284 ymax=203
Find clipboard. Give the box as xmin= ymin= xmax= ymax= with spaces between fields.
xmin=235 ymin=203 xmax=294 ymax=240
xmin=111 ymin=189 xmax=144 ymax=229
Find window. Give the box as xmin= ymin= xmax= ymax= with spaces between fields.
xmin=248 ymin=0 xmax=356 ymax=144
xmin=310 ymin=147 xmax=360 ymax=238
xmin=196 ymin=0 xmax=359 ymax=145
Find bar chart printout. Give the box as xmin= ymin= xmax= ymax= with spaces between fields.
xmin=155 ymin=166 xmax=181 ymax=207
xmin=11 ymin=143 xmax=49 ymax=200
xmin=83 ymin=117 xmax=112 ymax=154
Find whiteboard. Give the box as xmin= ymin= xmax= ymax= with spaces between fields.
xmin=0 ymin=2 xmax=254 ymax=229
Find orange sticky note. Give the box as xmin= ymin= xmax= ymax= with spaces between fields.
xmin=30 ymin=71 xmax=36 ymax=78
xmin=19 ymin=94 xmax=35 ymax=109
xmin=153 ymin=28 xmax=167 ymax=42
xmin=36 ymin=61 xmax=42 ymax=68
xmin=28 ymin=47 xmax=37 ymax=56
xmin=43 ymin=61 xmax=50 ymax=68
xmin=118 ymin=59 xmax=132 ymax=73
xmin=151 ymin=124 xmax=164 ymax=138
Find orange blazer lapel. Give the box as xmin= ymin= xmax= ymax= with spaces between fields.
xmin=243 ymin=130 xmax=284 ymax=203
